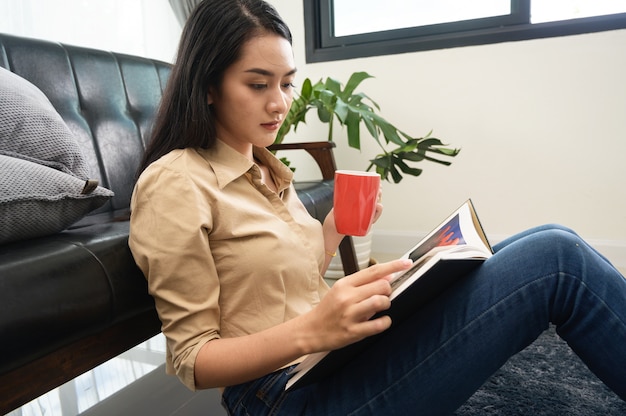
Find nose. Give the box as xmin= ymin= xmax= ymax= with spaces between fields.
xmin=267 ymin=87 xmax=290 ymax=114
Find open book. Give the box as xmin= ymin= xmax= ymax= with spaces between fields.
xmin=285 ymin=199 xmax=493 ymax=390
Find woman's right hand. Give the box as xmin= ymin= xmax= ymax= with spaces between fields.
xmin=302 ymin=259 xmax=413 ymax=353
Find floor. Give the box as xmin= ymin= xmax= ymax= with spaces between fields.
xmin=79 ymin=362 xmax=226 ymax=416
xmin=7 ymin=333 xmax=226 ymax=416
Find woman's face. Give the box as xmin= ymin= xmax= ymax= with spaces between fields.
xmin=209 ymin=33 xmax=296 ymax=158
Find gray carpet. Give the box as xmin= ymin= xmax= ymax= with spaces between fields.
xmin=455 ymin=325 xmax=626 ymax=415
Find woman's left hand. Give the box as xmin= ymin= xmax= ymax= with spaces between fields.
xmin=372 ymin=187 xmax=383 ymax=224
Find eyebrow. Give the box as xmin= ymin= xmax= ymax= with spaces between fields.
xmin=244 ymin=67 xmax=298 ymax=77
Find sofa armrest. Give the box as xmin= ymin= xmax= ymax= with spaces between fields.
xmin=268 ymin=141 xmax=337 ymax=180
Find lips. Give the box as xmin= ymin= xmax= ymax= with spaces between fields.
xmin=261 ymin=120 xmax=281 ymax=131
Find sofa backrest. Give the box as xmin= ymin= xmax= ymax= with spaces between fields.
xmin=0 ymin=33 xmax=172 ymax=213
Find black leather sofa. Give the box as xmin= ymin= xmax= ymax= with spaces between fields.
xmin=0 ymin=33 xmax=356 ymax=413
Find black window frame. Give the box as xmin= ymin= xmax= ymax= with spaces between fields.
xmin=304 ymin=0 xmax=626 ymax=63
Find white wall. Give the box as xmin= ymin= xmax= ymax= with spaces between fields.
xmin=271 ymin=1 xmax=626 ymax=270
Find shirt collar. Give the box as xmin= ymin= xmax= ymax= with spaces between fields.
xmin=253 ymin=146 xmax=294 ymax=193
xmin=200 ymin=139 xmax=294 ymax=191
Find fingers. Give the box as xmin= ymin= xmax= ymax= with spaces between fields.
xmin=332 ymin=259 xmax=411 ymax=318
xmin=372 ymin=202 xmax=383 ymax=223
xmin=351 ymin=291 xmax=392 ymax=319
xmin=372 ymin=188 xmax=383 ymax=224
xmin=345 ymin=259 xmax=412 ymax=288
xmin=337 ymin=259 xmax=412 ymax=315
xmin=349 ymin=314 xmax=392 ymax=340
xmin=314 ymin=259 xmax=412 ymax=349
xmin=333 ymin=285 xmax=393 ymax=342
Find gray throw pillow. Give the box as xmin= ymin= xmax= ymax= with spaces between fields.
xmin=0 ymin=67 xmax=91 ymax=179
xmin=0 ymin=155 xmax=114 ymax=244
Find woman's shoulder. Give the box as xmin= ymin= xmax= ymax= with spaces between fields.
xmin=149 ymin=148 xmax=211 ymax=172
xmin=154 ymin=148 xmax=207 ymax=167
xmin=138 ymin=148 xmax=216 ymax=187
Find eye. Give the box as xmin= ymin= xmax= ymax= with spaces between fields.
xmin=250 ymin=84 xmax=267 ymax=90
xmin=282 ymin=82 xmax=296 ymax=89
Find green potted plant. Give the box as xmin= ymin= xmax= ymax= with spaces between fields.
xmin=274 ymin=71 xmax=460 ymax=183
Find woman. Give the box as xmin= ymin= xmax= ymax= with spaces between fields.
xmin=129 ymin=0 xmax=626 ymax=414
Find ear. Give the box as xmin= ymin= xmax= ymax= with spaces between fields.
xmin=207 ymin=85 xmax=218 ymax=105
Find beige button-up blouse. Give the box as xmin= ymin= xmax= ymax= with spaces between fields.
xmin=129 ymin=139 xmax=329 ymax=390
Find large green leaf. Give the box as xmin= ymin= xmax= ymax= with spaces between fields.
xmin=333 ymin=98 xmax=349 ymax=123
xmin=394 ymin=156 xmax=423 ymax=177
xmin=300 ymin=78 xmax=314 ymax=99
xmin=345 ymin=110 xmax=361 ymax=149
xmin=324 ymin=77 xmax=343 ymax=95
xmin=315 ymin=98 xmax=333 ymax=123
xmin=343 ymin=72 xmax=373 ymax=98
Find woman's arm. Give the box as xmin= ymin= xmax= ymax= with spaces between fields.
xmin=321 ymin=208 xmax=345 ymax=273
xmin=193 ymin=258 xmax=412 ymax=389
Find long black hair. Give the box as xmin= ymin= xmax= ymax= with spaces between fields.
xmin=137 ymin=0 xmax=292 ymax=175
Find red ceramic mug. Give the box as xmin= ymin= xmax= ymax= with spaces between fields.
xmin=334 ymin=170 xmax=381 ymax=236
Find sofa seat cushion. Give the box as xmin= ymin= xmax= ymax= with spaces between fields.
xmin=0 ymin=218 xmax=153 ymax=375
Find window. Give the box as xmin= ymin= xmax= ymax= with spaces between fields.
xmin=0 ymin=0 xmax=180 ymax=63
xmin=304 ymin=0 xmax=626 ymax=62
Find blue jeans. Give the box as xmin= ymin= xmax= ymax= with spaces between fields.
xmin=221 ymin=225 xmax=626 ymax=415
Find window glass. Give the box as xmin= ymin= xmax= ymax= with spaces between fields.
xmin=333 ymin=0 xmax=512 ymax=36
xmin=531 ymin=0 xmax=626 ymax=23
xmin=0 ymin=0 xmax=180 ymax=63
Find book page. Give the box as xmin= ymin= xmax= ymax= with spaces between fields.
xmin=397 ymin=200 xmax=491 ymax=265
